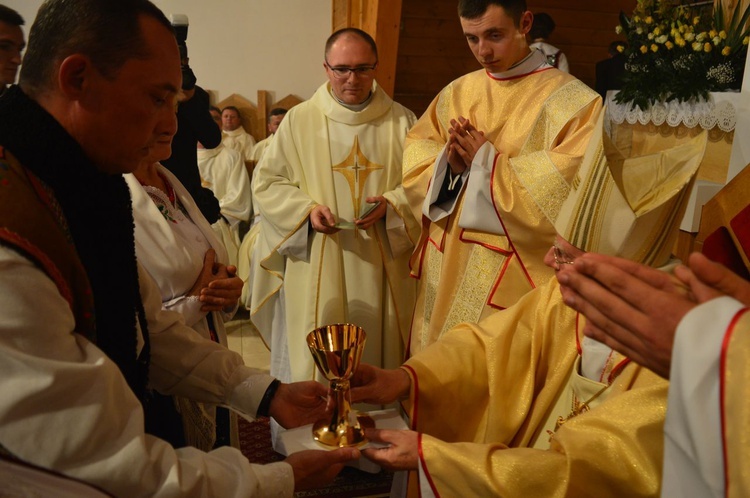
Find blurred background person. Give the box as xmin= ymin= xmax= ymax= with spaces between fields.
xmin=529 ymin=12 xmax=569 ymax=72
xmin=161 ymin=14 xmax=223 ymax=223
xmin=0 ymin=5 xmax=24 ymax=96
xmin=595 ymin=40 xmax=627 ymax=101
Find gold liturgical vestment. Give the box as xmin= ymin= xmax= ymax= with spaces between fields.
xmin=403 ymin=51 xmax=601 ymax=356
xmin=402 ymin=280 xmax=668 ymax=497
xmin=251 ymin=82 xmax=418 ymax=382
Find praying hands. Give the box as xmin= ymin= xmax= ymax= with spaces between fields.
xmin=556 ymin=252 xmax=750 ymax=379
xmin=446 ymin=116 xmax=488 ymax=174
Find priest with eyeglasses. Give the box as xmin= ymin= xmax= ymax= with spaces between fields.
xmin=250 ymin=28 xmax=418 ymax=397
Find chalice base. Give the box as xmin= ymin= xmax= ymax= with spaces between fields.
xmin=312 ymin=413 xmax=375 ymax=448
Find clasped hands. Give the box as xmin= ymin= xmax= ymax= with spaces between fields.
xmin=447 ymin=116 xmax=488 ymax=175
xmin=556 ymin=252 xmax=750 ymax=379
xmin=188 ymin=248 xmax=242 ymax=312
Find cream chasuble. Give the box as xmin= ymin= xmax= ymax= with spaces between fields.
xmin=250 ymin=135 xmax=273 ymax=166
xmin=403 ymin=279 xmax=668 ymax=497
xmin=222 ymin=127 xmax=256 ymax=162
xmin=251 ymin=81 xmax=419 ymax=382
xmin=403 ymin=51 xmax=602 ymax=356
xmin=197 ymin=144 xmax=251 ymax=267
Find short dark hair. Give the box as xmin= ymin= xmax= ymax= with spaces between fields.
xmin=209 ymin=105 xmax=221 ymax=114
xmin=529 ymin=12 xmax=555 ymax=40
xmin=0 ymin=5 xmax=24 ymax=26
xmin=457 ymin=0 xmax=527 ymax=26
xmin=268 ymin=107 xmax=287 ymax=122
xmin=325 ymin=28 xmax=378 ymax=61
xmin=222 ymin=105 xmax=241 ymax=118
xmin=20 ymin=0 xmax=172 ymax=97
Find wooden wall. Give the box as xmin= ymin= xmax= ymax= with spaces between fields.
xmin=394 ymin=0 xmax=635 ymax=117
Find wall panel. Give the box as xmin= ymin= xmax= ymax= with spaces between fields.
xmin=394 ymin=0 xmax=635 ymax=116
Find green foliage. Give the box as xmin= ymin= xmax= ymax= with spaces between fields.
xmin=615 ymin=0 xmax=750 ymax=109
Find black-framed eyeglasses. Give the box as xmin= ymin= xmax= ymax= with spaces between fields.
xmin=324 ymin=59 xmax=378 ymax=79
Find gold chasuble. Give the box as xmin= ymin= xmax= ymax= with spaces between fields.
xmin=251 ymin=82 xmax=419 ymax=382
xmin=403 ymin=281 xmax=668 ymax=497
xmin=722 ymin=309 xmax=750 ymax=497
xmin=395 ymin=103 xmax=707 ymax=497
xmin=402 ymin=51 xmax=602 ymax=356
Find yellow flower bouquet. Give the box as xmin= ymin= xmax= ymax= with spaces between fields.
xmin=616 ymin=0 xmax=750 ymax=108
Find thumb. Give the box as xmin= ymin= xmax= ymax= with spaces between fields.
xmin=326 ymin=447 xmax=360 ymax=464
xmin=364 ymin=428 xmax=389 ymax=444
xmin=203 ymin=248 xmax=216 ymax=266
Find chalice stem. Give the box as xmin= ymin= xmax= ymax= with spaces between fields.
xmin=330 ymin=379 xmax=358 ymax=430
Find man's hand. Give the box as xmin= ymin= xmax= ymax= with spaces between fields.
xmin=557 ymin=253 xmax=697 ymax=379
xmin=286 ymin=447 xmax=360 ymax=490
xmin=269 ymin=381 xmax=328 ymax=429
xmin=355 ymin=195 xmax=387 ymax=230
xmin=446 ymin=116 xmax=487 ymax=175
xmin=350 ymin=364 xmax=411 ymax=405
xmin=675 ymin=252 xmax=750 ymax=306
xmin=361 ymin=429 xmax=419 ymax=471
xmin=200 ymin=263 xmax=242 ymax=312
xmin=310 ymin=204 xmax=340 ymax=234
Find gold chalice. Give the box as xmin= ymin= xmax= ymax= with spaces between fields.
xmin=307 ymin=324 xmax=374 ymax=447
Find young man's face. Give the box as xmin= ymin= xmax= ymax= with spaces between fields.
xmin=460 ymin=5 xmax=532 ymax=73
xmin=222 ymin=109 xmax=241 ymax=131
xmin=0 ymin=20 xmax=25 ymax=88
xmin=70 ymin=15 xmax=181 ymax=174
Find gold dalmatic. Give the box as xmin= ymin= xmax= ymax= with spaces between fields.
xmin=331 ymin=135 xmax=384 ymax=220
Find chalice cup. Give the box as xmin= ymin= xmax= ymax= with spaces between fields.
xmin=307 ymin=324 xmax=374 ymax=447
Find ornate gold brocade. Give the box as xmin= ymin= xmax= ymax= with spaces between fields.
xmin=437 ymin=243 xmax=507 ymax=340
xmin=521 ymin=80 xmax=598 ymax=155
xmin=403 ymin=68 xmax=601 ymax=357
xmin=511 ymin=150 xmax=570 ymax=224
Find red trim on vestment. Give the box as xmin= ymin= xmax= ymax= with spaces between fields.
xmin=458 ymin=228 xmax=513 ymax=254
xmin=488 ymin=152 xmax=536 ymax=290
xmin=417 ymin=432 xmax=441 ymax=498
xmin=403 ymin=364 xmax=419 ymax=431
xmin=486 ymin=254 xmax=513 ymax=311
xmin=574 ymin=311 xmax=631 ymax=383
xmin=607 ymin=358 xmax=632 ymax=384
xmin=427 ymin=215 xmax=449 ymax=252
xmin=486 ymin=66 xmax=554 ymax=81
xmin=719 ymin=307 xmax=749 ymax=497
xmin=410 ymin=219 xmax=431 ymax=281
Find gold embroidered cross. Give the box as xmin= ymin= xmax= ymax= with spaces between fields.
xmin=331 ymin=135 xmax=384 ymax=219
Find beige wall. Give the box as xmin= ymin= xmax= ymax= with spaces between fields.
xmin=3 ymin=0 xmax=332 ymax=103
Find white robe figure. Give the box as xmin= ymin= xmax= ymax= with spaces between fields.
xmin=197 ymin=144 xmax=251 ymax=268
xmin=125 ymin=165 xmax=239 ymax=450
xmin=251 ymin=81 xmax=419 ymax=384
xmin=222 ymin=127 xmax=256 ymax=163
